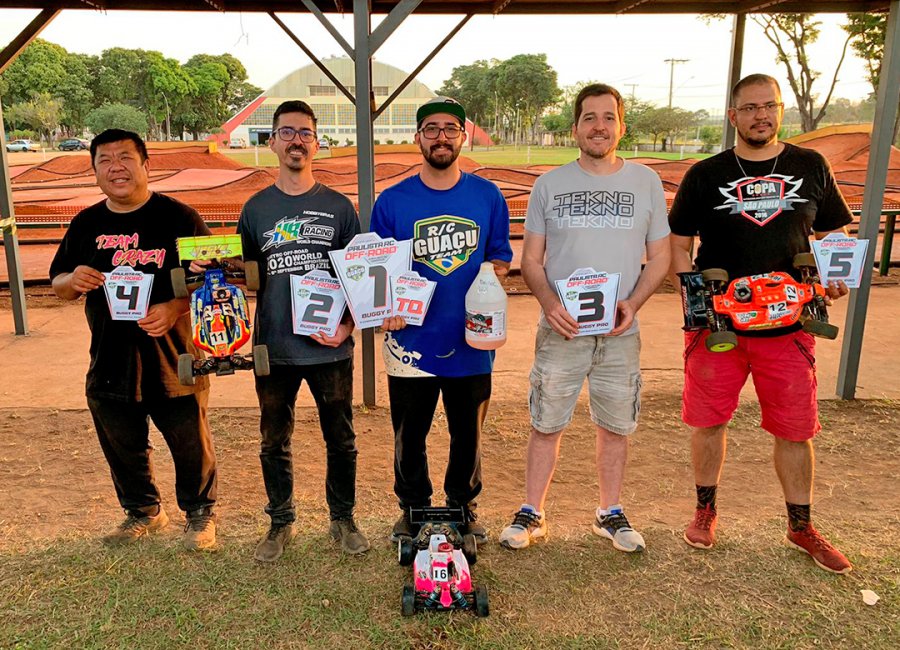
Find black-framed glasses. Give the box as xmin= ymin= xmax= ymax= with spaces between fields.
xmin=419 ymin=125 xmax=463 ymax=139
xmin=275 ymin=126 xmax=317 ymax=143
xmin=733 ymin=102 xmax=784 ymax=115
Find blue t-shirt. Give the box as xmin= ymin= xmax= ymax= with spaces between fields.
xmin=370 ymin=173 xmax=513 ymax=377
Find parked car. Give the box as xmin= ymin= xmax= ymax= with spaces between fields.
xmin=6 ymin=139 xmax=40 ymax=152
xmin=318 ymin=138 xmax=330 ymax=150
xmin=228 ymin=138 xmax=247 ymax=149
xmin=57 ymin=138 xmax=90 ymax=151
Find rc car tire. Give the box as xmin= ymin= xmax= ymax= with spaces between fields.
xmin=474 ymin=584 xmax=489 ymax=618
xmin=701 ymin=268 xmax=729 ymax=284
xmin=398 ymin=538 xmax=416 ymax=566
xmin=462 ymin=533 xmax=478 ymax=565
xmin=401 ymin=584 xmax=416 ymax=616
xmin=706 ymin=330 xmax=738 ymax=353
xmin=802 ymin=318 xmax=839 ymax=339
xmin=253 ymin=345 xmax=270 ymax=376
xmin=244 ymin=261 xmax=260 ymax=291
xmin=793 ymin=252 xmax=818 ymax=269
xmin=171 ymin=267 xmax=189 ymax=299
xmin=178 ymin=354 xmax=196 ymax=386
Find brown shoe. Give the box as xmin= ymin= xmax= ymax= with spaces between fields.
xmin=329 ymin=518 xmax=370 ymax=555
xmin=183 ymin=507 xmax=217 ymax=551
xmin=254 ymin=523 xmax=295 ymax=562
xmin=684 ymin=505 xmax=718 ymax=549
xmin=103 ymin=508 xmax=169 ymax=546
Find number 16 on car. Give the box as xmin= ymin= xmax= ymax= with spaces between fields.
xmin=554 ymin=268 xmax=620 ymax=336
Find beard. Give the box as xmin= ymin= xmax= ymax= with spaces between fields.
xmin=740 ymin=121 xmax=778 ymax=148
xmin=283 ymin=144 xmax=309 ymax=169
xmin=421 ymin=142 xmax=460 ymax=170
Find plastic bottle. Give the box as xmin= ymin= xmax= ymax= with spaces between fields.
xmin=465 ymin=262 xmax=507 ymax=350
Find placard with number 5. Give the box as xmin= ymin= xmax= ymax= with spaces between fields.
xmin=811 ymin=233 xmax=868 ymax=288
xmin=329 ymin=233 xmax=411 ymax=329
xmin=103 ymin=265 xmax=154 ymax=321
xmin=290 ymin=270 xmax=347 ymax=337
xmin=554 ymin=268 xmax=620 ymax=336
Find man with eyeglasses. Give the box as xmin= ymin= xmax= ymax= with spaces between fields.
xmin=668 ymin=74 xmax=853 ymax=574
xmin=370 ymin=96 xmax=513 ymax=543
xmin=238 ymin=100 xmax=369 ymax=561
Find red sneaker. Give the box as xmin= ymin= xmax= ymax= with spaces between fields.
xmin=683 ymin=505 xmax=717 ymax=549
xmin=785 ymin=525 xmax=852 ymax=574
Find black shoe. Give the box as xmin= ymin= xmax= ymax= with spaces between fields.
xmin=451 ymin=501 xmax=488 ymax=544
xmin=391 ymin=511 xmax=420 ymax=542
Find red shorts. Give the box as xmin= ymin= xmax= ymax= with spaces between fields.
xmin=682 ymin=329 xmax=820 ymax=441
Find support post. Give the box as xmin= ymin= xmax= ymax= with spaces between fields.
xmin=0 ymin=99 xmax=28 ymax=334
xmin=722 ymin=13 xmax=745 ymax=151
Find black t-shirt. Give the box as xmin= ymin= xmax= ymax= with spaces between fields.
xmin=49 ymin=193 xmax=211 ymax=401
xmin=238 ymin=183 xmax=361 ymax=366
xmin=669 ymin=142 xmax=853 ymax=279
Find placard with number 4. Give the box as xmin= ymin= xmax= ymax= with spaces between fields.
xmin=554 ymin=268 xmax=620 ymax=336
xmin=103 ymin=265 xmax=154 ymax=321
xmin=290 ymin=270 xmax=347 ymax=337
xmin=811 ymin=233 xmax=868 ymax=289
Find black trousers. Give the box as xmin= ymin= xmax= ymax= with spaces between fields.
xmin=388 ymin=373 xmax=491 ymax=509
xmin=87 ymin=392 xmax=217 ymax=516
xmin=255 ymin=358 xmax=357 ymax=524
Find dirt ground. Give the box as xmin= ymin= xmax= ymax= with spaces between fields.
xmin=1 ymin=288 xmax=899 ymax=558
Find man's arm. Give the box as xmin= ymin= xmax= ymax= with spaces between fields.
xmin=521 ymin=231 xmax=578 ymax=339
xmin=51 ymin=266 xmax=105 ymax=301
xmin=609 ymin=235 xmax=671 ymax=336
xmin=668 ymin=233 xmax=695 ymax=289
xmin=137 ymin=298 xmax=190 ymax=337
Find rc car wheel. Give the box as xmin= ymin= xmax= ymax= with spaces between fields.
xmin=474 ymin=584 xmax=489 ymax=618
xmin=705 ymin=330 xmax=738 ymax=353
xmin=244 ymin=260 xmax=260 ymax=291
xmin=462 ymin=533 xmax=478 ymax=565
xmin=398 ymin=538 xmax=416 ymax=566
xmin=178 ymin=353 xmax=196 ymax=386
xmin=171 ymin=267 xmax=189 ymax=299
xmin=253 ymin=345 xmax=270 ymax=376
xmin=401 ymin=584 xmax=416 ymax=617
xmin=793 ymin=252 xmax=818 ymax=269
xmin=802 ymin=318 xmax=839 ymax=340
xmin=701 ymin=268 xmax=729 ymax=284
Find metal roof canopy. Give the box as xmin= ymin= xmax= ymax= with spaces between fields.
xmin=0 ymin=0 xmax=897 ymax=403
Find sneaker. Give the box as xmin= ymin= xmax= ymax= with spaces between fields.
xmin=390 ymin=511 xmax=420 ymax=542
xmin=499 ymin=506 xmax=546 ymax=550
xmin=684 ymin=505 xmax=718 ymax=549
xmin=254 ymin=523 xmax=295 ymax=563
xmin=183 ymin=507 xmax=217 ymax=551
xmin=785 ymin=524 xmax=852 ymax=574
xmin=592 ymin=508 xmax=645 ymax=553
xmin=102 ymin=508 xmax=169 ymax=546
xmin=329 ymin=518 xmax=370 ymax=555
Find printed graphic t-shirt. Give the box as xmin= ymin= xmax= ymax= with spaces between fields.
xmin=49 ymin=193 xmax=211 ymax=402
xmin=668 ymin=142 xmax=853 ymax=279
xmin=370 ymin=173 xmax=513 ymax=378
xmin=238 ymin=183 xmax=361 ymax=366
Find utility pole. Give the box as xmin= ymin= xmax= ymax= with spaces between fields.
xmin=624 ymin=83 xmax=638 ymax=103
xmin=664 ymin=58 xmax=689 ymax=108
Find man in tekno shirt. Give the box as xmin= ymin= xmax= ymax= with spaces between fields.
xmin=238 ymin=100 xmax=369 ymax=561
xmin=498 ymin=84 xmax=670 ymax=553
xmin=371 ymin=97 xmax=513 ymax=543
xmin=668 ymin=74 xmax=853 ymax=574
xmin=49 ymin=129 xmax=218 ymax=551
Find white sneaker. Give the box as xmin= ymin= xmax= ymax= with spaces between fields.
xmin=592 ymin=508 xmax=645 ymax=553
xmin=499 ymin=505 xmax=546 ymax=550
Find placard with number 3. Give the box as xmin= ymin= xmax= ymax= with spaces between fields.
xmin=554 ymin=268 xmax=620 ymax=336
xmin=103 ymin=265 xmax=154 ymax=321
xmin=290 ymin=270 xmax=347 ymax=337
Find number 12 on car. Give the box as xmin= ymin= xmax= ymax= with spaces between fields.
xmin=554 ymin=268 xmax=620 ymax=336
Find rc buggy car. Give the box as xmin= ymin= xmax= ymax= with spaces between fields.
xmin=171 ymin=235 xmax=269 ymax=385
xmin=397 ymin=506 xmax=489 ymax=617
xmin=679 ymin=252 xmax=838 ymax=353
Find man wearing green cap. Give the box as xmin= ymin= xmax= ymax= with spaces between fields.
xmin=371 ymin=97 xmax=513 ymax=543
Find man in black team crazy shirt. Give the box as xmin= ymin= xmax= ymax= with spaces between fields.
xmin=50 ymin=129 xmax=218 ymax=551
xmin=668 ymin=74 xmax=853 ymax=574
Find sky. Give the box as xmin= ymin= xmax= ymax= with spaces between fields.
xmin=0 ymin=8 xmax=875 ymax=120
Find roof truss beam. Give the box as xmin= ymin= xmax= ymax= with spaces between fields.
xmin=0 ymin=8 xmax=60 ymax=74
xmin=370 ymin=0 xmax=423 ymax=55
xmin=300 ymin=0 xmax=355 ymax=59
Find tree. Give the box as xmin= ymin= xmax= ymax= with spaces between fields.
xmin=844 ymin=13 xmax=886 ymax=94
xmin=633 ymin=106 xmax=696 ymax=151
xmin=493 ymin=54 xmax=560 ymax=145
xmin=0 ymin=39 xmax=68 ymax=105
xmin=698 ymin=125 xmax=723 ymax=153
xmin=86 ymin=103 xmax=149 ymax=136
xmin=5 ymin=92 xmax=63 ymax=144
xmin=751 ymin=14 xmax=852 ymax=132
xmin=438 ymin=60 xmax=496 ymax=145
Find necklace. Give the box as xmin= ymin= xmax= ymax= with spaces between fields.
xmin=734 ymin=149 xmax=779 ymax=178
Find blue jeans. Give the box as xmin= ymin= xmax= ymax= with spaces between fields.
xmin=255 ymin=358 xmax=357 ymax=524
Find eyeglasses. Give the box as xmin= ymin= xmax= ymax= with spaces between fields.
xmin=275 ymin=126 xmax=317 ymax=143
xmin=418 ymin=125 xmax=463 ymax=139
xmin=733 ymin=102 xmax=784 ymax=115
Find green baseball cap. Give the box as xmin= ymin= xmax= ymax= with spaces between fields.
xmin=416 ymin=96 xmax=466 ymax=128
